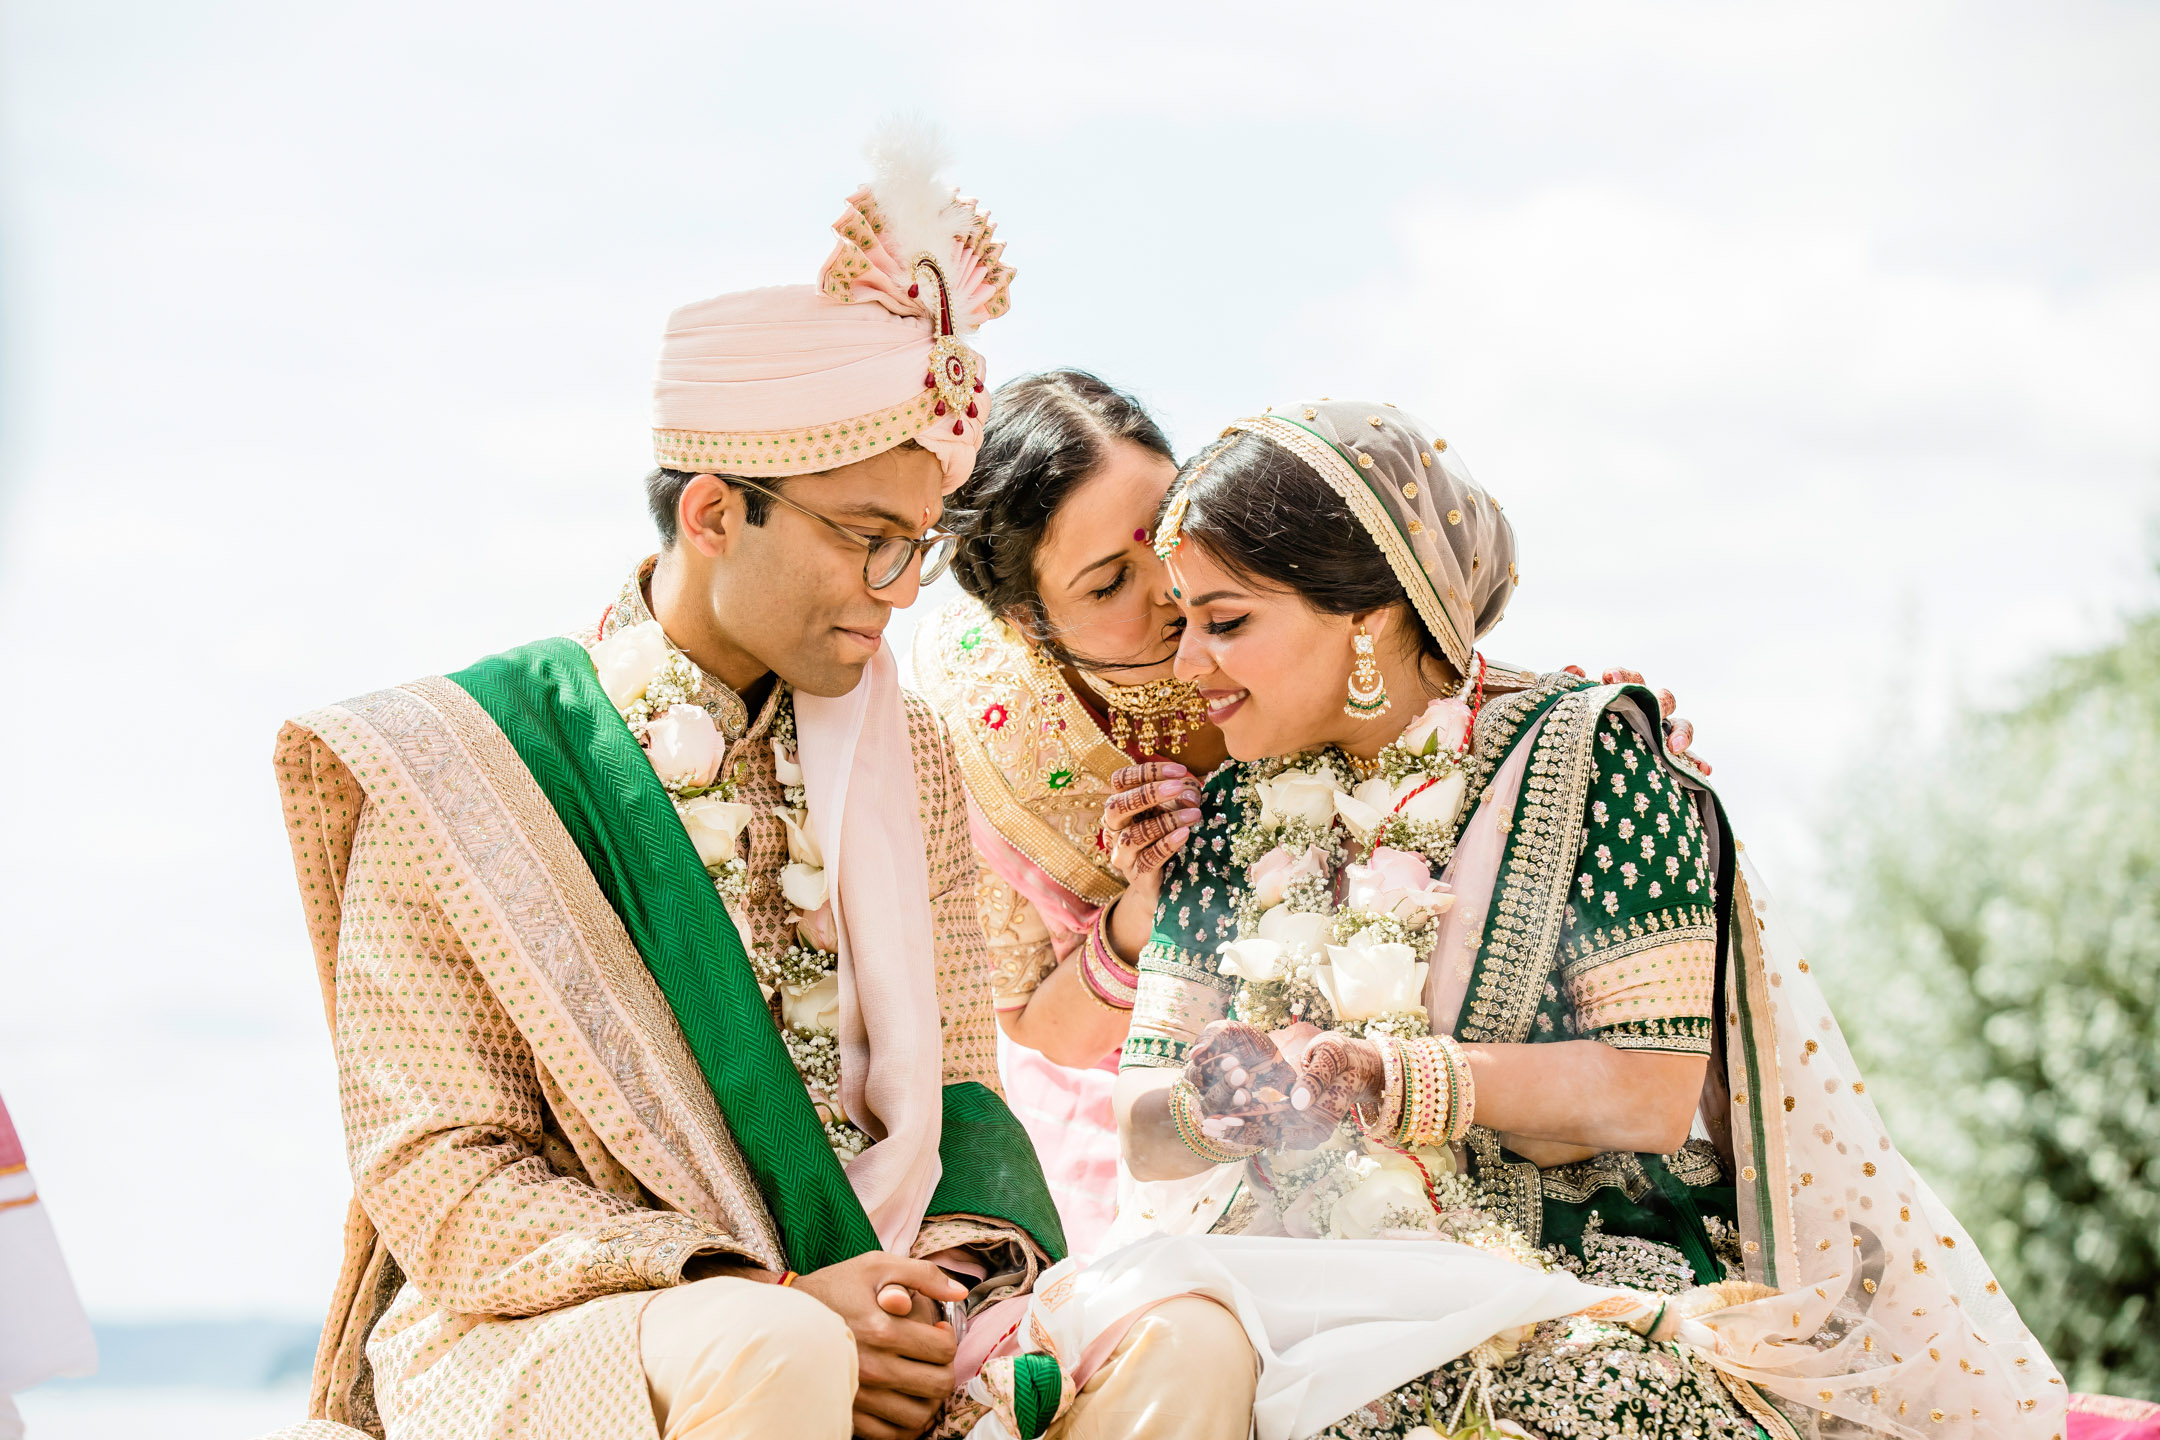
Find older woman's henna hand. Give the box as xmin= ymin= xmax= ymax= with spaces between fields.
xmin=1104 ymin=762 xmax=1204 ymax=885
xmin=1565 ymin=665 xmax=1714 ymax=777
xmin=1285 ymin=1032 xmax=1388 ymax=1144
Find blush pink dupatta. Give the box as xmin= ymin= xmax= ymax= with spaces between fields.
xmin=795 ymin=642 xmax=945 ymax=1256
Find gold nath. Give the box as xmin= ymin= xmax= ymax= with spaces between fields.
xmin=1080 ymin=672 xmax=1211 ymax=757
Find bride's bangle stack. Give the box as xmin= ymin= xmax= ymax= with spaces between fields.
xmin=1372 ymin=1034 xmax=1476 ymax=1147
xmin=1169 ymin=1079 xmax=1262 ymax=1164
xmin=1077 ymin=905 xmax=1140 ymax=1010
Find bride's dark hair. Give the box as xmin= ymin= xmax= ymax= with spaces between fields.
xmin=945 ymin=370 xmax=1174 ymax=670
xmin=1172 ymin=432 xmax=1454 ymax=671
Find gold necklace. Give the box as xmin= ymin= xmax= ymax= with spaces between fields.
xmin=1077 ymin=670 xmax=1211 ymax=757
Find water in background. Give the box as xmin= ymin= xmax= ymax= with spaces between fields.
xmin=14 ymin=1319 xmax=318 ymax=1439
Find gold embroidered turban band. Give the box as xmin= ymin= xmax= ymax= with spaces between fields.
xmin=651 ymin=131 xmax=1015 ymax=493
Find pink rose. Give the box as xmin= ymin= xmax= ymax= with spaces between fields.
xmin=1400 ymin=697 xmax=1472 ymax=757
xmin=796 ymin=901 xmax=839 ymax=953
xmin=1249 ymin=845 xmax=1327 ymax=909
xmin=644 ymin=703 xmax=722 ymax=787
xmin=1343 ymin=846 xmax=1456 ymax=925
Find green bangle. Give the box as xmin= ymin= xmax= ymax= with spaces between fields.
xmin=1169 ymin=1079 xmax=1261 ymax=1165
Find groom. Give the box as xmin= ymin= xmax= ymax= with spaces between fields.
xmin=271 ymin=154 xmax=1253 ymax=1440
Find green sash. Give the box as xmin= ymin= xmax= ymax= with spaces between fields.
xmin=450 ymin=638 xmax=1064 ymax=1271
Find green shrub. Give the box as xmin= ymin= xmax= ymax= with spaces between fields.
xmin=1818 ymin=606 xmax=2160 ymax=1398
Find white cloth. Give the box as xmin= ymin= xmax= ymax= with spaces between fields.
xmin=969 ymin=1234 xmax=1617 ymax=1440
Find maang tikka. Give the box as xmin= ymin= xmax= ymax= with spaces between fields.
xmin=1343 ymin=624 xmax=1391 ymax=719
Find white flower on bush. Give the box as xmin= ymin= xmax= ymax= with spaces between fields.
xmin=1342 ymin=847 xmax=1456 ymax=926
xmin=782 ymin=971 xmax=841 ymax=1032
xmin=591 ymin=618 xmax=671 ymax=709
xmin=1314 ymin=928 xmax=1429 ymax=1022
xmin=1218 ymin=902 xmax=1333 ymax=984
xmin=645 ymin=704 xmax=722 ymax=788
xmin=1256 ymin=767 xmax=1344 ymax=828
xmin=678 ymin=795 xmax=755 ymax=870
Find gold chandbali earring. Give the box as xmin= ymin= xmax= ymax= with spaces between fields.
xmin=1083 ymin=672 xmax=1212 ymax=756
xmin=1343 ymin=625 xmax=1392 ymax=720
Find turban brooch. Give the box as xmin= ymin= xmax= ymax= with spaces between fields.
xmin=652 ymin=128 xmax=1015 ymax=492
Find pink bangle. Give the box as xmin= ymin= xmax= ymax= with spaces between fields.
xmin=1078 ymin=906 xmax=1139 ymax=1010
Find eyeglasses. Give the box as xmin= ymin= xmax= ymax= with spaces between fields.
xmin=728 ymin=478 xmax=959 ymax=591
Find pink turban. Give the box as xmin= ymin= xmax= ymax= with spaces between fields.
xmin=652 ymin=159 xmax=1014 ymax=493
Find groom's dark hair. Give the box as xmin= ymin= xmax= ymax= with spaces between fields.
xmin=645 ymin=469 xmax=777 ymax=544
xmin=645 ymin=438 xmax=935 ymax=545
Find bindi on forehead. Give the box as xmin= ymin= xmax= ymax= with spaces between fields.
xmin=1133 ymin=528 xmax=1147 ymax=542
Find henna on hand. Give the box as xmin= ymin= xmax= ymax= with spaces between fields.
xmin=1286 ymin=1032 xmax=1387 ymax=1140
xmin=1103 ymin=763 xmax=1203 ymax=883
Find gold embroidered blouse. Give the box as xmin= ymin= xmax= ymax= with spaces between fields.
xmin=911 ymin=594 xmax=1131 ymax=1011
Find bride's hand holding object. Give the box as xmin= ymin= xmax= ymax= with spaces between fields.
xmin=1286 ymin=1031 xmax=1387 ymax=1137
xmin=1178 ymin=1019 xmax=1319 ymax=1152
xmin=1102 ymin=762 xmax=1203 ymax=886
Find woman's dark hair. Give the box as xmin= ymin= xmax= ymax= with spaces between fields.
xmin=1175 ymin=432 xmax=1451 ymax=670
xmin=945 ymin=370 xmax=1174 ymax=668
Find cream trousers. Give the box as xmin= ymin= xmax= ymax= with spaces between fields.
xmin=641 ymin=1282 xmax=1255 ymax=1440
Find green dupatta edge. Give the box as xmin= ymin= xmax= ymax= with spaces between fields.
xmin=449 ymin=637 xmax=1064 ymax=1270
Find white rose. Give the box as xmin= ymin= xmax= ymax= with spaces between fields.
xmin=772 ymin=739 xmax=804 ymax=787
xmin=1328 ymin=1155 xmax=1434 ymax=1240
xmin=645 ymin=704 xmax=722 ymax=788
xmin=590 ymin=618 xmax=671 ymax=709
xmin=783 ymin=972 xmax=841 ymax=1032
xmin=1331 ymin=777 xmax=1395 ymax=841
xmin=1393 ymin=770 xmax=1467 ymax=829
xmin=1257 ymin=768 xmax=1344 ymax=828
xmin=1256 ymin=904 xmax=1332 ymax=954
xmin=678 ymin=795 xmax=755 ymax=869
xmin=1314 ymin=929 xmax=1429 ymax=1021
xmin=779 ymin=861 xmax=829 ymax=913
xmin=774 ymin=806 xmax=822 ymax=868
xmin=1217 ymin=937 xmax=1289 ymax=984
xmin=1405 ymin=1429 xmax=1444 ymax=1440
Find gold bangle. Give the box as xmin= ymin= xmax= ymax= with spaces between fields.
xmin=1169 ymin=1079 xmax=1261 ymax=1164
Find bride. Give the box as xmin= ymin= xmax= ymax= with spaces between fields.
xmin=966 ymin=400 xmax=2065 ymax=1440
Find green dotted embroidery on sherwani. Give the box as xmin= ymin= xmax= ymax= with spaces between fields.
xmin=1122 ymin=764 xmax=1250 ymax=1071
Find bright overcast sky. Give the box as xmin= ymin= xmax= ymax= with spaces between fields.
xmin=2 ymin=1 xmax=2155 ymax=1319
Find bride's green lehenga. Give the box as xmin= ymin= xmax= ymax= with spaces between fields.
xmin=1122 ymin=671 xmax=1765 ymax=1439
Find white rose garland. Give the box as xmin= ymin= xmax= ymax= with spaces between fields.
xmin=586 ymin=619 xmax=868 ymax=1164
